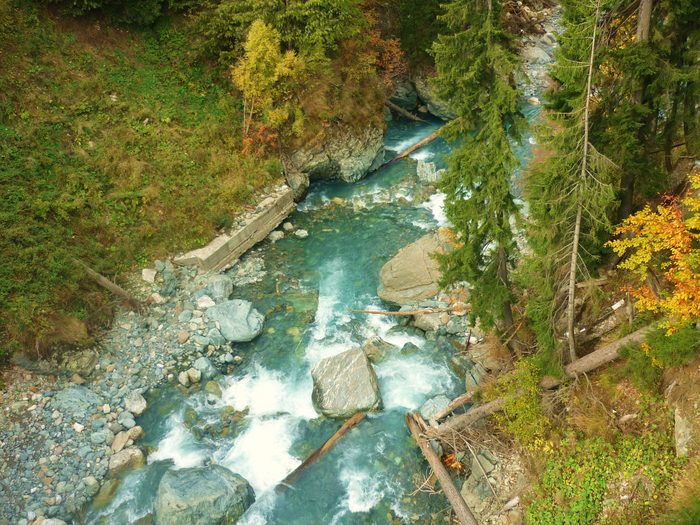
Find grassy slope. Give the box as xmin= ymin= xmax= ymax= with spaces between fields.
xmin=0 ymin=2 xmax=280 ymax=354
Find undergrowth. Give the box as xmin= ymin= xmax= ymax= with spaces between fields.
xmin=523 ymin=371 xmax=685 ymax=525
xmin=0 ymin=2 xmax=280 ymax=354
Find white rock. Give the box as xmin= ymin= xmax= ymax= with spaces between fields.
xmin=142 ymin=269 xmax=158 ymax=283
xmin=125 ymin=392 xmax=148 ymax=417
xmin=282 ymin=222 xmax=294 ymax=231
xmin=73 ymin=423 xmax=85 ymax=433
xmin=295 ymin=229 xmax=309 ymax=238
xmin=268 ymin=231 xmax=284 ymax=243
xmin=178 ymin=371 xmax=190 ymax=387
xmin=197 ymin=295 xmax=216 ymax=309
xmin=152 ymin=293 xmax=165 ymax=304
xmin=102 ymin=404 xmax=111 ymax=414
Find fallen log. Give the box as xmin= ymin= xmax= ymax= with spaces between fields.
xmin=433 ymin=327 xmax=654 ymax=437
xmin=406 ymin=412 xmax=480 ymax=525
xmin=348 ymin=305 xmax=467 ymax=316
xmin=430 ymin=392 xmax=475 ymax=425
xmin=539 ymin=326 xmax=652 ymax=389
xmin=70 ymin=258 xmax=143 ymax=312
xmin=390 ymin=132 xmax=439 ymax=164
xmin=386 ymin=100 xmax=427 ymax=123
xmin=436 ymin=398 xmax=506 ymax=439
xmin=276 ymin=412 xmax=365 ymax=492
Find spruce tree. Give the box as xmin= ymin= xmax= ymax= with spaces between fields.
xmin=431 ymin=0 xmax=526 ymax=332
xmin=524 ymin=0 xmax=616 ymax=363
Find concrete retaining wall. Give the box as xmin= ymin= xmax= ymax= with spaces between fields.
xmin=173 ymin=185 xmax=295 ymax=272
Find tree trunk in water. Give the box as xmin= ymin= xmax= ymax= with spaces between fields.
xmin=406 ymin=413 xmax=480 ymax=525
xmin=277 ymin=412 xmax=365 ymax=492
xmin=390 ymin=132 xmax=439 ymax=164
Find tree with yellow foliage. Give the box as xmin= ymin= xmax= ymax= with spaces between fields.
xmin=608 ymin=173 xmax=700 ymax=333
xmin=231 ymin=20 xmax=303 ymax=136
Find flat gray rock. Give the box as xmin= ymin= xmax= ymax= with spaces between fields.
xmin=52 ymin=387 xmax=102 ymax=419
xmin=206 ymin=300 xmax=265 ymax=342
xmin=154 ymin=464 xmax=255 ymax=525
xmin=311 ymin=348 xmax=383 ymax=418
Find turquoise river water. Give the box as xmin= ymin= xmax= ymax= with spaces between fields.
xmin=85 ymin=109 xmax=537 ymax=525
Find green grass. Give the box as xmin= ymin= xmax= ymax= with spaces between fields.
xmin=0 ymin=1 xmax=280 ymax=354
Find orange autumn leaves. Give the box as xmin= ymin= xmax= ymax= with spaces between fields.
xmin=608 ymin=173 xmax=700 ymax=333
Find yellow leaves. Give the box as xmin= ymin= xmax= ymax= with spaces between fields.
xmin=607 ymin=173 xmax=700 ymax=331
xmin=231 ymin=20 xmax=304 ymax=134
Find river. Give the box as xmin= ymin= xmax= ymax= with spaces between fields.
xmin=84 ymin=107 xmax=538 ymax=525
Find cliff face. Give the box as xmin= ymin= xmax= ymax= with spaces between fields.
xmin=285 ymin=126 xmax=386 ymax=201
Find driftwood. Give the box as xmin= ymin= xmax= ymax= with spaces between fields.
xmin=70 ymin=258 xmax=143 ymax=312
xmin=386 ymin=100 xmax=427 ymax=123
xmin=276 ymin=412 xmax=365 ymax=492
xmin=348 ymin=306 xmax=467 ymax=316
xmin=430 ymin=392 xmax=475 ymax=425
xmin=390 ymin=132 xmax=439 ymax=164
xmin=406 ymin=412 xmax=480 ymax=525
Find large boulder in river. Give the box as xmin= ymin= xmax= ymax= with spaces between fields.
xmin=206 ymin=300 xmax=264 ymax=342
xmin=389 ymin=81 xmax=418 ymax=110
xmin=154 ymin=464 xmax=255 ymax=525
xmin=311 ymin=348 xmax=383 ymax=418
xmin=378 ymin=233 xmax=447 ymax=306
xmin=287 ymin=126 xmax=385 ymax=197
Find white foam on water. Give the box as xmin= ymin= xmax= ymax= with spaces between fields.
xmin=148 ymin=419 xmax=208 ymax=468
xmin=220 ymin=363 xmax=316 ymax=419
xmin=420 ymin=191 xmax=448 ymax=226
xmin=340 ymin=467 xmax=384 ymax=513
xmin=386 ymin=129 xmax=436 ymax=154
xmin=220 ymin=415 xmax=302 ymax=494
xmin=411 ymin=220 xmax=432 ymax=230
xmin=375 ymin=354 xmax=458 ymax=411
xmin=409 ymin=148 xmax=435 ymax=161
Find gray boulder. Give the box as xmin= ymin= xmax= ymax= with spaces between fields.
xmin=109 ymin=446 xmax=145 ymax=475
xmin=289 ymin=126 xmax=385 ymax=185
xmin=389 ymin=81 xmax=418 ymax=110
xmin=206 ymin=300 xmax=265 ymax=342
xmin=362 ymin=336 xmax=399 ymax=365
xmin=414 ymin=77 xmax=458 ymax=120
xmin=125 ymin=392 xmax=148 ymax=417
xmin=311 ymin=348 xmax=383 ymax=418
xmin=420 ymin=395 xmax=451 ymax=421
xmin=194 ymin=357 xmax=219 ymax=381
xmin=52 ymin=387 xmax=102 ymax=419
xmin=378 ymin=233 xmax=448 ymax=306
xmin=207 ymin=275 xmax=233 ymax=303
xmin=154 ymin=465 xmax=255 ymax=525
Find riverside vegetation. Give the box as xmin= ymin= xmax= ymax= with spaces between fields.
xmin=2 ymin=0 xmax=700 ymax=524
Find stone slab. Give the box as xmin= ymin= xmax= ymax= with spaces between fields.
xmin=173 ymin=185 xmax=295 ymax=272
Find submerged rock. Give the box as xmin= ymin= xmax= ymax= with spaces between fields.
xmin=311 ymin=348 xmax=383 ymax=418
xmin=206 ymin=300 xmax=265 ymax=342
xmin=378 ymin=233 xmax=448 ymax=306
xmin=206 ymin=274 xmax=233 ymax=303
xmin=154 ymin=465 xmax=255 ymax=525
xmin=362 ymin=335 xmax=399 ymax=365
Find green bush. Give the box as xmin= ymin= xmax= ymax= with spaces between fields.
xmin=619 ymin=324 xmax=700 ymax=390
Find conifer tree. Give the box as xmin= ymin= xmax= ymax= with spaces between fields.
xmin=524 ymin=0 xmax=616 ymax=363
xmin=431 ymin=0 xmax=526 ymax=332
